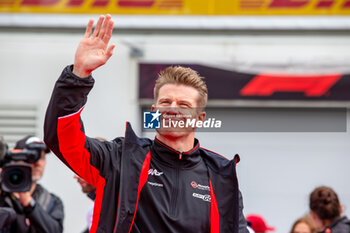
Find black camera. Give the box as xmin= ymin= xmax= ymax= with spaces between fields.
xmin=0 ymin=139 xmax=45 ymax=193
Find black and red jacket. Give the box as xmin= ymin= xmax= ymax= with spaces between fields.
xmin=44 ymin=65 xmax=248 ymax=233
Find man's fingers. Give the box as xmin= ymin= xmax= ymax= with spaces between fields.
xmin=99 ymin=14 xmax=111 ymax=40
xmin=92 ymin=15 xmax=105 ymax=38
xmin=84 ymin=19 xmax=94 ymax=38
xmin=106 ymin=44 xmax=116 ymax=59
xmin=103 ymin=19 xmax=114 ymax=44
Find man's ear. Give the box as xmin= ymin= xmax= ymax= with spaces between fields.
xmin=340 ymin=204 xmax=343 ymax=214
xmin=198 ymin=112 xmax=206 ymax=122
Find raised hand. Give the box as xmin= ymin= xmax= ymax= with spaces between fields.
xmin=73 ymin=14 xmax=115 ymax=78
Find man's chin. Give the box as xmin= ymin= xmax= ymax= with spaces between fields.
xmin=32 ymin=175 xmax=42 ymax=183
xmin=156 ymin=128 xmax=193 ymax=138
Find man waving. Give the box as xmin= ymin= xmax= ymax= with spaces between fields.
xmin=44 ymin=14 xmax=248 ymax=233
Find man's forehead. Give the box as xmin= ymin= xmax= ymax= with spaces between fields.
xmin=157 ymin=84 xmax=199 ymax=100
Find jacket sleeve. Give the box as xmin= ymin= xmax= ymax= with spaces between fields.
xmin=44 ymin=65 xmax=120 ymax=185
xmin=238 ymin=191 xmax=249 ymax=233
xmin=0 ymin=207 xmax=16 ymax=229
xmin=26 ymin=194 xmax=64 ymax=233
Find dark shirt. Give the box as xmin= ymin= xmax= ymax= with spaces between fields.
xmin=132 ymin=138 xmax=211 ymax=233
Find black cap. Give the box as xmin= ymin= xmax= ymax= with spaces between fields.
xmin=14 ymin=136 xmax=50 ymax=154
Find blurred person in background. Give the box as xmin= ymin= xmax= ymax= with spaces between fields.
xmin=74 ymin=174 xmax=95 ymax=233
xmin=246 ymin=214 xmax=275 ymax=233
xmin=289 ymin=215 xmax=316 ymax=233
xmin=0 ymin=136 xmax=17 ymax=232
xmin=309 ymin=186 xmax=350 ymax=233
xmin=44 ymin=14 xmax=249 ymax=233
xmin=0 ymin=136 xmax=64 ymax=233
xmin=74 ymin=137 xmax=103 ymax=233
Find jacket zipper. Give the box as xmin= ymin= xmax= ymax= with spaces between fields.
xmin=170 ymin=154 xmax=180 ymax=216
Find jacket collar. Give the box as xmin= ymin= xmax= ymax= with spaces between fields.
xmin=152 ymin=137 xmax=201 ymax=168
xmin=326 ymin=216 xmax=350 ymax=231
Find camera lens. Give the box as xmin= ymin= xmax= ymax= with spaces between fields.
xmin=8 ymin=169 xmax=24 ymax=185
xmin=1 ymin=163 xmax=32 ymax=192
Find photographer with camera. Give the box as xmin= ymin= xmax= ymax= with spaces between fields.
xmin=0 ymin=137 xmax=16 ymax=232
xmin=0 ymin=136 xmax=64 ymax=233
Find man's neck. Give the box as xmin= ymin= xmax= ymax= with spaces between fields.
xmin=322 ymin=219 xmax=333 ymax=229
xmin=156 ymin=133 xmax=195 ymax=152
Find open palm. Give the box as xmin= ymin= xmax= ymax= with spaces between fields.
xmin=73 ymin=15 xmax=115 ymax=78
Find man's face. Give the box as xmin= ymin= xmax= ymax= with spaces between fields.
xmin=74 ymin=175 xmax=96 ymax=193
xmin=30 ymin=150 xmax=46 ymax=182
xmin=153 ymin=84 xmax=205 ymax=137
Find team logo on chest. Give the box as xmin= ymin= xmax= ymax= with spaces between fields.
xmin=190 ymin=181 xmax=210 ymax=191
xmin=192 ymin=193 xmax=211 ymax=202
xmin=148 ymin=168 xmax=163 ymax=176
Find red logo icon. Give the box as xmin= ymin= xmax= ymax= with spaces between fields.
xmin=191 ymin=181 xmax=198 ymax=188
xmin=240 ymin=73 xmax=342 ymax=97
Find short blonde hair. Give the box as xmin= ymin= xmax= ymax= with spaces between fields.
xmin=153 ymin=66 xmax=208 ymax=109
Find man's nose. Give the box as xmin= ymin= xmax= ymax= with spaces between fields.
xmin=167 ymin=103 xmax=181 ymax=115
xmin=170 ymin=101 xmax=178 ymax=108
